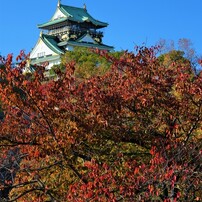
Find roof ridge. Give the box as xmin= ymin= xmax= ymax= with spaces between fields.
xmin=60 ymin=4 xmax=84 ymax=10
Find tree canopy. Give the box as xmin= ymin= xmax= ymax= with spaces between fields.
xmin=0 ymin=47 xmax=201 ymax=201
xmin=51 ymin=47 xmax=123 ymax=79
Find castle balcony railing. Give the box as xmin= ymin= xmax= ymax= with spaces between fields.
xmin=48 ymin=26 xmax=70 ymax=35
xmin=48 ymin=26 xmax=103 ymax=38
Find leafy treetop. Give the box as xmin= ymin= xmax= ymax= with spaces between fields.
xmin=0 ymin=47 xmax=201 ymax=201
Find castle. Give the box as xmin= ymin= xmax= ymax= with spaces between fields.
xmin=30 ymin=0 xmax=113 ymax=70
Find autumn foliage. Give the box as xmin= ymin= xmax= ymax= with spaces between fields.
xmin=0 ymin=47 xmax=201 ymax=201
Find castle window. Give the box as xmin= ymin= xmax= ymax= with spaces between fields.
xmin=37 ymin=52 xmax=45 ymax=58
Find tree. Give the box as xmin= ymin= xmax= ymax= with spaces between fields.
xmin=0 ymin=148 xmax=25 ymax=200
xmin=51 ymin=47 xmax=123 ymax=80
xmin=0 ymin=48 xmax=201 ymax=201
xmin=157 ymin=38 xmax=201 ymax=74
xmin=158 ymin=50 xmax=190 ymax=67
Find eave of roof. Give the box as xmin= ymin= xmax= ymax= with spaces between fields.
xmin=66 ymin=40 xmax=114 ymax=51
xmin=31 ymin=55 xmax=61 ymax=64
xmin=41 ymin=34 xmax=64 ymax=55
xmin=38 ymin=17 xmax=68 ymax=29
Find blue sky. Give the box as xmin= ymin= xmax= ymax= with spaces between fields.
xmin=0 ymin=0 xmax=202 ymax=58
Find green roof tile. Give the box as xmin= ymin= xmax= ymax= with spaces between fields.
xmin=60 ymin=4 xmax=108 ymax=27
xmin=66 ymin=40 xmax=114 ymax=51
xmin=38 ymin=17 xmax=68 ymax=28
xmin=38 ymin=4 xmax=108 ymax=29
xmin=41 ymin=34 xmax=64 ymax=55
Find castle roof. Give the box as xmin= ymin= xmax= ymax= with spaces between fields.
xmin=41 ymin=33 xmax=113 ymax=52
xmin=65 ymin=40 xmax=114 ymax=51
xmin=38 ymin=17 xmax=68 ymax=29
xmin=40 ymin=34 xmax=64 ymax=54
xmin=38 ymin=4 xmax=108 ymax=29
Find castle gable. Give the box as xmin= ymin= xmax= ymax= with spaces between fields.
xmin=51 ymin=7 xmax=66 ymax=20
xmin=78 ymin=34 xmax=96 ymax=44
